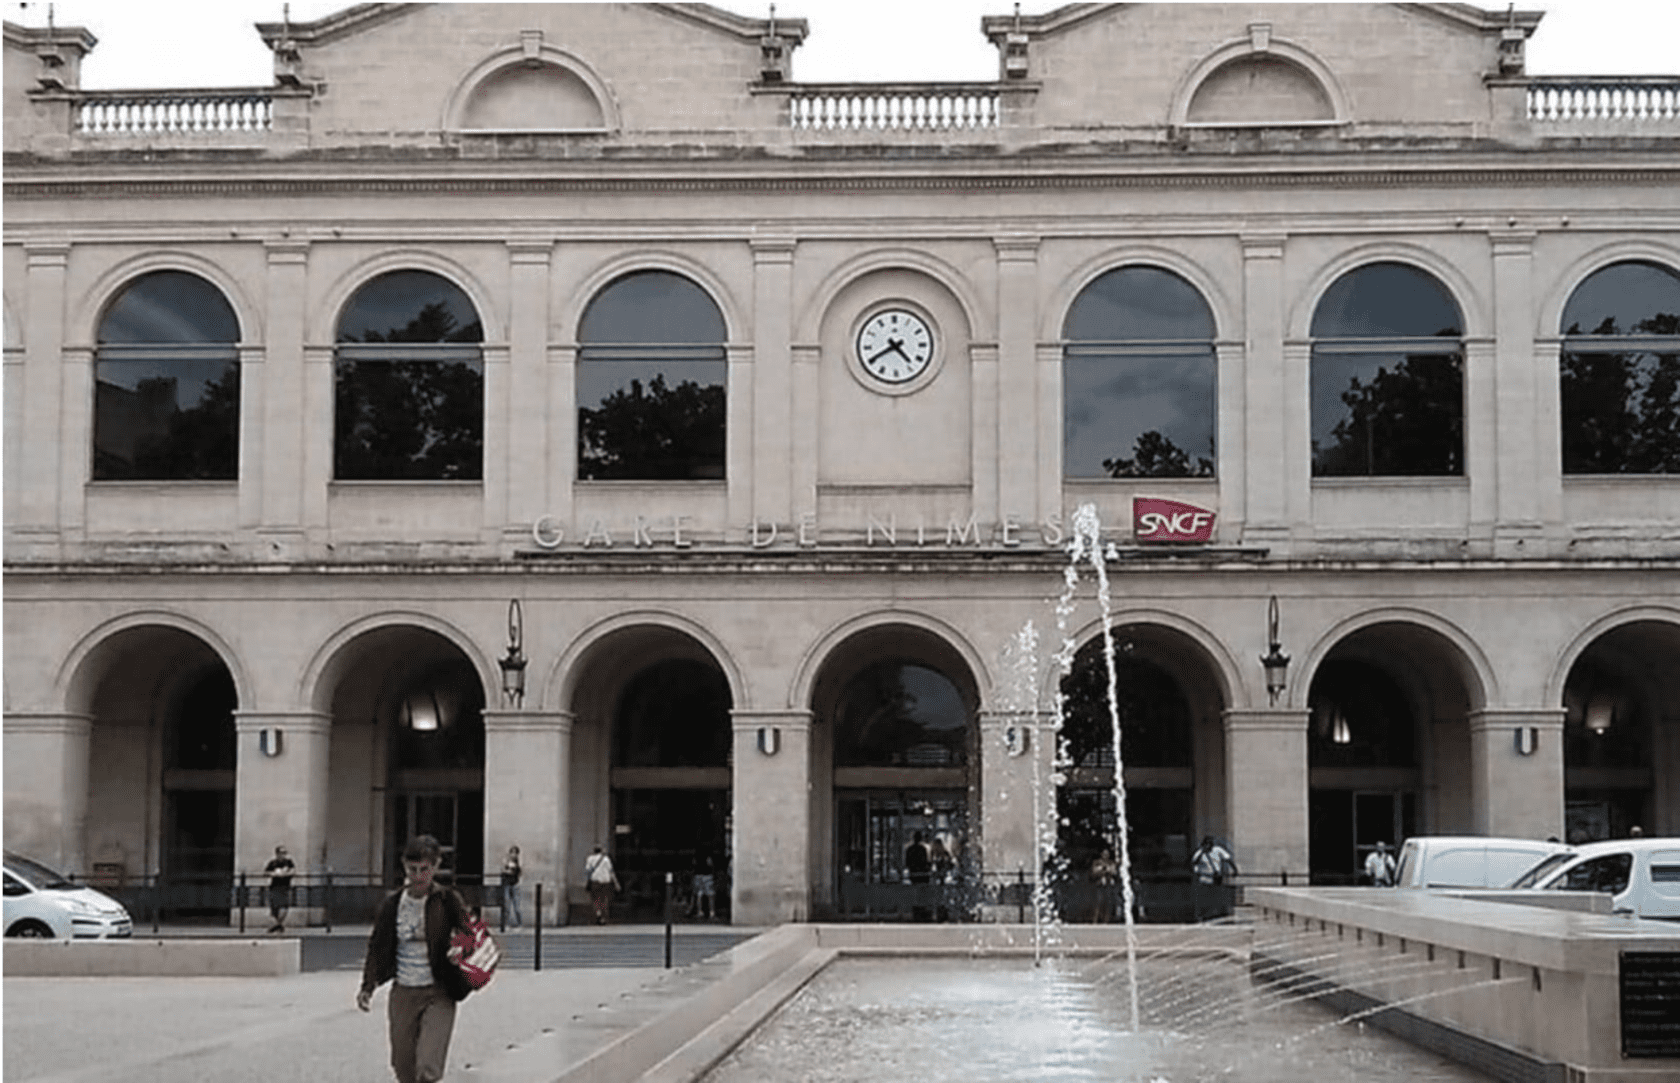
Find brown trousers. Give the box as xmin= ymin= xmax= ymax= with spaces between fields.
xmin=386 ymin=982 xmax=457 ymax=1083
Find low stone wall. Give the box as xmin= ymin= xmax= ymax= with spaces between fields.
xmin=3 ymin=936 xmax=300 ymax=977
xmin=1247 ymin=887 xmax=1680 ymax=1083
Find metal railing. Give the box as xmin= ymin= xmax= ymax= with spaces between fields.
xmin=785 ymin=84 xmax=1001 ymax=131
xmin=1527 ymin=76 xmax=1680 ymax=123
xmin=76 ymin=871 xmax=495 ymax=933
xmin=73 ymin=88 xmax=275 ymax=135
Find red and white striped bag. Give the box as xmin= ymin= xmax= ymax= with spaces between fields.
xmin=448 ymin=915 xmax=501 ymax=991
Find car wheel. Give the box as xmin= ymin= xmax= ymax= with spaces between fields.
xmin=7 ymin=920 xmax=54 ymax=938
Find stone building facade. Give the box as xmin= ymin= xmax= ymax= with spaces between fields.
xmin=5 ymin=3 xmax=1677 ymax=926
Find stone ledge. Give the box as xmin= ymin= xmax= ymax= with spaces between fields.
xmin=2 ymin=936 xmax=300 ymax=977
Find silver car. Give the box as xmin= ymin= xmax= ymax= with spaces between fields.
xmin=3 ymin=852 xmax=132 ymax=939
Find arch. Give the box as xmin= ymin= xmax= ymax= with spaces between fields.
xmin=1048 ymin=246 xmax=1235 ymax=344
xmin=1536 ymin=241 xmax=1680 ymax=343
xmin=72 ymin=252 xmax=260 ymax=349
xmin=315 ymin=250 xmax=504 ymax=347
xmin=559 ymin=251 xmax=744 ymax=346
xmin=548 ymin=609 xmax=748 ymax=715
xmin=1295 ymin=607 xmax=1495 ymax=713
xmin=300 ymin=611 xmax=498 ymax=716
xmin=57 ymin=610 xmax=251 ymax=717
xmin=442 ymin=43 xmax=620 ymax=133
xmin=787 ymin=610 xmax=991 ymax=714
xmin=1290 ymin=243 xmax=1488 ymax=342
xmin=1048 ymin=609 xmax=1244 ymax=712
xmin=1545 ymin=605 xmax=1680 ymax=707
xmin=1170 ymin=34 xmax=1350 ymax=128
xmin=795 ymin=248 xmax=984 ymax=347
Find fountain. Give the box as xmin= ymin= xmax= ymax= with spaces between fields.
xmin=464 ymin=505 xmax=1680 ymax=1083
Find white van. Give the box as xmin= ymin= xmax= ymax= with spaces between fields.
xmin=1391 ymin=836 xmax=1572 ymax=890
xmin=1508 ymin=838 xmax=1680 ymax=920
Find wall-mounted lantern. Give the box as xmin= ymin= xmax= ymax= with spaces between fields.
xmin=499 ymin=599 xmax=527 ymax=708
xmin=1260 ymin=595 xmax=1291 ymax=705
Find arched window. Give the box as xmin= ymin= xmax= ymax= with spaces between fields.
xmin=1310 ymin=262 xmax=1464 ymax=477
xmin=577 ymin=270 xmax=727 ymax=481
xmin=1560 ymin=260 xmax=1680 ymax=475
xmin=1063 ymin=266 xmax=1216 ymax=478
xmin=335 ymin=270 xmax=484 ymax=481
xmin=94 ymin=270 xmax=240 ymax=480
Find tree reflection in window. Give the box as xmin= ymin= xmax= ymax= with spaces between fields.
xmin=612 ymin=659 xmax=732 ymax=768
xmin=94 ymin=270 xmax=241 ymax=480
xmin=1063 ymin=266 xmax=1217 ymax=479
xmin=335 ymin=270 xmax=484 ymax=481
xmin=1560 ymin=260 xmax=1680 ymax=474
xmin=834 ymin=662 xmax=969 ymax=768
xmin=578 ymin=271 xmax=726 ymax=480
xmin=1058 ymin=642 xmax=1193 ymax=769
xmin=1311 ymin=262 xmax=1464 ymax=477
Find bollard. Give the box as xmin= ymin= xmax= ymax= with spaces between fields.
xmin=664 ymin=871 xmax=674 ymax=969
xmin=1017 ymin=868 xmax=1027 ymax=925
xmin=238 ymin=871 xmax=247 ymax=934
xmin=533 ymin=883 xmax=543 ymax=972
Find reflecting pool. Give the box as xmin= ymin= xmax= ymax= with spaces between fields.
xmin=702 ymin=956 xmax=1494 ymax=1083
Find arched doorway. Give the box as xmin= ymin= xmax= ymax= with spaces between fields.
xmin=78 ymin=625 xmax=238 ymax=920
xmin=811 ymin=625 xmax=978 ymax=920
xmin=1057 ymin=626 xmax=1225 ymax=922
xmin=1562 ymin=619 xmax=1680 ymax=840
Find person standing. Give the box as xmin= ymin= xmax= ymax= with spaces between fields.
xmin=357 ymin=835 xmax=475 ymax=1083
xmin=1089 ymin=848 xmax=1119 ymax=923
xmin=691 ymin=856 xmax=716 ymax=921
xmin=584 ymin=845 xmax=619 ymax=925
xmin=1364 ymin=841 xmax=1397 ymax=887
xmin=499 ymin=846 xmax=522 ymax=928
xmin=264 ymin=845 xmax=296 ymax=934
xmin=1190 ymin=835 xmax=1237 ymax=922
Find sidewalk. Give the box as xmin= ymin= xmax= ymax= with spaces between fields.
xmin=3 ymin=926 xmax=761 ymax=1083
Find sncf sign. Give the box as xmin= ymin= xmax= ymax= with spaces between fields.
xmin=1133 ymin=497 xmax=1217 ymax=543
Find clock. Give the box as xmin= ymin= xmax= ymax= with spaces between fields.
xmin=855 ymin=308 xmax=935 ymax=386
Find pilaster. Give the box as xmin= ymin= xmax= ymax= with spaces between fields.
xmin=1468 ymin=709 xmax=1565 ymax=838
xmin=1223 ymin=708 xmax=1309 ymax=878
xmin=977 ymin=709 xmax=1049 ymax=887
xmin=731 ymin=710 xmax=811 ymax=923
xmin=2 ymin=713 xmax=92 ymax=871
xmin=260 ymin=241 xmax=309 ymax=546
xmin=504 ymin=241 xmax=553 ymax=547
xmin=994 ymin=235 xmax=1039 ymax=526
xmin=233 ymin=712 xmax=332 ymax=878
xmin=483 ymin=709 xmax=572 ymax=924
xmin=751 ymin=237 xmax=796 ymax=532
xmin=1490 ymin=231 xmax=1544 ymax=556
xmin=19 ymin=244 xmax=69 ymax=544
xmin=1240 ymin=233 xmax=1289 ymax=546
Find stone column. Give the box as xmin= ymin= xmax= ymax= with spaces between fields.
xmin=790 ymin=345 xmax=821 ymax=533
xmin=300 ymin=345 xmax=335 ymax=535
xmin=2 ymin=713 xmax=92 ymax=871
xmin=994 ymin=235 xmax=1039 ymax=526
xmin=483 ymin=709 xmax=572 ymax=925
xmin=16 ymin=244 xmax=69 ymax=551
xmin=233 ymin=712 xmax=331 ymax=887
xmin=977 ymin=710 xmax=1048 ymax=902
xmin=259 ymin=241 xmax=309 ymax=548
xmin=1223 ymin=708 xmax=1310 ymax=879
xmin=505 ymin=241 xmax=553 ymax=548
xmin=1490 ymin=232 xmax=1543 ymax=557
xmin=1463 ymin=336 xmax=1498 ymax=554
xmin=1240 ymin=234 xmax=1289 ymax=547
xmin=1468 ymin=709 xmax=1565 ymax=838
xmin=731 ymin=710 xmax=811 ymax=924
xmin=751 ymin=238 xmax=796 ymax=533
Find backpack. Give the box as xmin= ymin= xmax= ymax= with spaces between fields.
xmin=448 ymin=913 xmax=501 ymax=991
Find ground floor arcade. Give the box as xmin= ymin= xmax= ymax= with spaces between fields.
xmin=5 ymin=554 xmax=1676 ymax=926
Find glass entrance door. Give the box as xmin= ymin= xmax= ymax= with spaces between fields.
xmin=835 ymin=790 xmax=967 ymax=920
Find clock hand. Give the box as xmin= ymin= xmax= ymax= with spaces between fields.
xmin=865 ymin=338 xmax=905 ymax=365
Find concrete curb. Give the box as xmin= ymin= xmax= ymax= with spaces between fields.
xmin=3 ymin=936 xmax=301 ymax=977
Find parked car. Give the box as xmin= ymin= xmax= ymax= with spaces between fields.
xmin=1508 ymin=838 xmax=1680 ymax=920
xmin=1391 ymin=836 xmax=1573 ymax=890
xmin=3 ymin=852 xmax=133 ymax=939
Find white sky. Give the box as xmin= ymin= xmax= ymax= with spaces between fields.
xmin=10 ymin=0 xmax=1679 ymax=88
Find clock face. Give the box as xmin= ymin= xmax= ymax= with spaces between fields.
xmin=855 ymin=308 xmax=934 ymax=385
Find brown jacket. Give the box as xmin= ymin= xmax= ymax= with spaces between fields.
xmin=359 ymin=885 xmax=474 ymax=1002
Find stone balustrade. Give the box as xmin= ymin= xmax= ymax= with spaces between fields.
xmin=74 ymin=88 xmax=275 ymax=135
xmin=1528 ymin=76 xmax=1680 ymax=124
xmin=784 ymin=84 xmax=1001 ymax=131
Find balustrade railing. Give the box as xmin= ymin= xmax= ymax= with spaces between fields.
xmin=75 ymin=88 xmax=275 ymax=136
xmin=1527 ymin=76 xmax=1680 ymax=124
xmin=786 ymin=84 xmax=1000 ymax=131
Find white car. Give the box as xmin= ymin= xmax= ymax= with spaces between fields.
xmin=1391 ymin=836 xmax=1572 ymax=890
xmin=3 ymin=852 xmax=133 ymax=939
xmin=1508 ymin=838 xmax=1680 ymax=920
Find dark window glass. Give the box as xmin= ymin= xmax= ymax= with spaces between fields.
xmin=335 ymin=271 xmax=484 ymax=481
xmin=1555 ymin=853 xmax=1632 ymax=894
xmin=1059 ymin=643 xmax=1193 ymax=769
xmin=1560 ymin=260 xmax=1680 ymax=475
xmin=1307 ymin=660 xmax=1416 ymax=768
xmin=394 ymin=663 xmax=486 ymax=771
xmin=169 ymin=668 xmax=237 ymax=771
xmin=94 ymin=271 xmax=240 ymax=481
xmin=835 ymin=662 xmax=969 ymax=768
xmin=1311 ymin=263 xmax=1464 ymax=477
xmin=578 ymin=271 xmax=726 ymax=481
xmin=612 ymin=659 xmax=732 ymax=768
xmin=1064 ymin=266 xmax=1216 ymax=479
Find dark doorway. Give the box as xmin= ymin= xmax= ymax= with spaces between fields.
xmin=161 ymin=667 xmax=236 ymax=919
xmin=610 ymin=788 xmax=730 ymax=921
